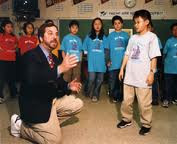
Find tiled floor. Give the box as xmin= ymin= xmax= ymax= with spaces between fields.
xmin=0 ymin=85 xmax=177 ymax=144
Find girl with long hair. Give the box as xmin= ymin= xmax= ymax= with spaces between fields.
xmin=82 ymin=17 xmax=107 ymax=102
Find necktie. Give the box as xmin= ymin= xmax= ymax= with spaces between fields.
xmin=48 ymin=53 xmax=55 ymax=69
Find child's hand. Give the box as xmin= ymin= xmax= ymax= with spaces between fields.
xmin=119 ymin=68 xmax=124 ymax=81
xmin=146 ymin=72 xmax=154 ymax=86
xmin=107 ymin=61 xmax=112 ymax=67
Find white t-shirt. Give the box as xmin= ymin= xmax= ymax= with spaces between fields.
xmin=124 ymin=31 xmax=161 ymax=88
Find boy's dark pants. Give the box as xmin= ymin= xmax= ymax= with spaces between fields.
xmin=164 ymin=73 xmax=177 ymax=102
xmin=108 ymin=69 xmax=123 ymax=101
xmin=0 ymin=61 xmax=17 ymax=98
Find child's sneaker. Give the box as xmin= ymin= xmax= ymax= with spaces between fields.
xmin=11 ymin=114 xmax=22 ymax=137
xmin=139 ymin=126 xmax=151 ymax=135
xmin=172 ymin=100 xmax=177 ymax=105
xmin=162 ymin=100 xmax=169 ymax=108
xmin=112 ymin=98 xmax=118 ymax=103
xmin=91 ymin=96 xmax=98 ymax=102
xmin=0 ymin=97 xmax=5 ymax=104
xmin=117 ymin=120 xmax=132 ymax=128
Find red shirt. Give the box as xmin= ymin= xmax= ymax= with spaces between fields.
xmin=0 ymin=33 xmax=18 ymax=61
xmin=18 ymin=35 xmax=38 ymax=55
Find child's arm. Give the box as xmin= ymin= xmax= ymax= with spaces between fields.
xmin=80 ymin=52 xmax=83 ymax=61
xmin=119 ymin=55 xmax=129 ymax=81
xmin=104 ymin=48 xmax=110 ymax=66
xmin=62 ymin=51 xmax=66 ymax=59
xmin=146 ymin=58 xmax=157 ymax=86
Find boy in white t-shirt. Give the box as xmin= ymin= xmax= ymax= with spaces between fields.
xmin=117 ymin=9 xmax=161 ymax=135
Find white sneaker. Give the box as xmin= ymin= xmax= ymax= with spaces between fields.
xmin=0 ymin=97 xmax=5 ymax=104
xmin=11 ymin=114 xmax=22 ymax=137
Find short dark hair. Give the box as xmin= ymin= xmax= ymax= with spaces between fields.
xmin=69 ymin=20 xmax=79 ymax=28
xmin=1 ymin=19 xmax=13 ymax=28
xmin=38 ymin=23 xmax=58 ymax=42
xmin=170 ymin=22 xmax=177 ymax=31
xmin=23 ymin=22 xmax=34 ymax=35
xmin=44 ymin=19 xmax=54 ymax=24
xmin=112 ymin=15 xmax=123 ymax=25
xmin=133 ymin=9 xmax=152 ymax=25
xmin=1 ymin=19 xmax=14 ymax=35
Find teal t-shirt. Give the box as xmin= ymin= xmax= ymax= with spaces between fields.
xmin=61 ymin=34 xmax=82 ymax=61
xmin=107 ymin=31 xmax=129 ymax=71
xmin=82 ymin=35 xmax=107 ymax=72
xmin=163 ymin=36 xmax=177 ymax=74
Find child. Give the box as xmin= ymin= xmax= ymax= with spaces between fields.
xmin=117 ymin=10 xmax=161 ymax=135
xmin=18 ymin=22 xmax=38 ymax=55
xmin=107 ymin=15 xmax=129 ymax=102
xmin=82 ymin=17 xmax=107 ymax=102
xmin=61 ymin=20 xmax=82 ymax=82
xmin=0 ymin=20 xmax=18 ymax=103
xmin=162 ymin=23 xmax=177 ymax=108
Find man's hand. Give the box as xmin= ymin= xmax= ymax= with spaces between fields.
xmin=146 ymin=72 xmax=154 ymax=86
xmin=68 ymin=79 xmax=82 ymax=93
xmin=58 ymin=54 xmax=78 ymax=74
xmin=119 ymin=68 xmax=124 ymax=81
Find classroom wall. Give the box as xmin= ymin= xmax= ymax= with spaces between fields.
xmin=1 ymin=0 xmax=177 ymax=19
xmin=0 ymin=0 xmax=176 ymax=44
xmin=40 ymin=0 xmax=177 ymax=19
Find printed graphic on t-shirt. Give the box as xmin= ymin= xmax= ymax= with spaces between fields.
xmin=131 ymin=45 xmax=140 ymax=59
xmin=26 ymin=40 xmax=35 ymax=50
xmin=95 ymin=41 xmax=101 ymax=49
xmin=114 ymin=36 xmax=125 ymax=50
xmin=69 ymin=39 xmax=79 ymax=53
xmin=117 ymin=38 xmax=123 ymax=47
xmin=5 ymin=38 xmax=16 ymax=52
xmin=92 ymin=39 xmax=102 ymax=52
xmin=72 ymin=41 xmax=78 ymax=50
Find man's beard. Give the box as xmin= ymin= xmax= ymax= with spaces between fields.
xmin=45 ymin=39 xmax=58 ymax=50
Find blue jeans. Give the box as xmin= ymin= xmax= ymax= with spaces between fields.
xmin=152 ymin=72 xmax=160 ymax=102
xmin=86 ymin=72 xmax=104 ymax=98
xmin=108 ymin=69 xmax=123 ymax=100
xmin=164 ymin=74 xmax=177 ymax=102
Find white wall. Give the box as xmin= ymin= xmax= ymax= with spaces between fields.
xmin=1 ymin=0 xmax=177 ymax=19
xmin=40 ymin=0 xmax=177 ymax=19
xmin=0 ymin=0 xmax=176 ymax=35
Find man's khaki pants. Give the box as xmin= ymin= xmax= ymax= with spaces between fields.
xmin=20 ymin=95 xmax=83 ymax=144
xmin=121 ymin=84 xmax=152 ymax=128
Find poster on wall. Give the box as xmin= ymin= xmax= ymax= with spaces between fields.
xmin=0 ymin=0 xmax=7 ymax=5
xmin=98 ymin=10 xmax=165 ymax=19
xmin=73 ymin=0 xmax=86 ymax=5
xmin=101 ymin=0 xmax=110 ymax=4
xmin=172 ymin=0 xmax=177 ymax=5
